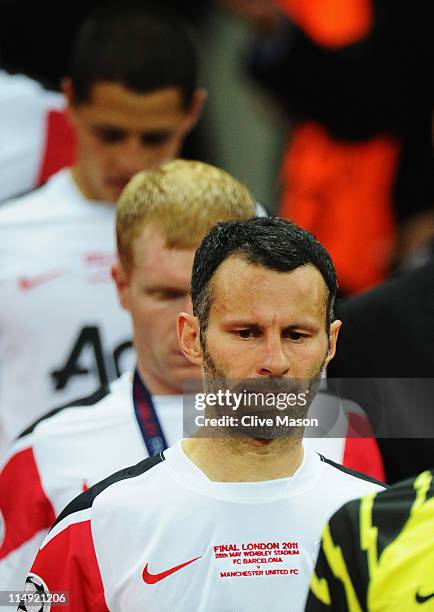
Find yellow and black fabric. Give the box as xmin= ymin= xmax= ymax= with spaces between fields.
xmin=306 ymin=469 xmax=434 ymax=611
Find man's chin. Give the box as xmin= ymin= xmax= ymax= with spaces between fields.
xmin=103 ymin=179 xmax=132 ymax=202
xmin=105 ymin=186 xmax=124 ymax=203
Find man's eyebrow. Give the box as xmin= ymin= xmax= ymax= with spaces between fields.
xmin=223 ymin=319 xmax=319 ymax=331
xmin=92 ymin=124 xmax=127 ymax=136
xmin=145 ymin=284 xmax=188 ymax=293
xmin=91 ymin=125 xmax=174 ymax=138
xmin=140 ymin=128 xmax=173 ymax=135
xmin=223 ymin=320 xmax=261 ymax=328
xmin=92 ymin=123 xmax=124 ymax=130
xmin=282 ymin=323 xmax=318 ymax=333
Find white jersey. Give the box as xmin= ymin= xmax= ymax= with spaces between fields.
xmin=0 ymin=372 xmax=383 ymax=593
xmin=0 ymin=169 xmax=134 ymax=454
xmin=24 ymin=439 xmax=384 ymax=612
xmin=0 ymin=71 xmax=74 ymax=202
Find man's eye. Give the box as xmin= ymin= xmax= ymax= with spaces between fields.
xmin=153 ymin=290 xmax=186 ymax=301
xmin=94 ymin=128 xmax=126 ymax=144
xmin=236 ymin=330 xmax=258 ymax=339
xmin=140 ymin=131 xmax=174 ymax=147
xmin=283 ymin=331 xmax=307 ymax=341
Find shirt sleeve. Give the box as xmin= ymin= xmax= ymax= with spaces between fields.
xmin=0 ymin=443 xmax=56 ymax=591
xmin=21 ymin=512 xmax=109 ymax=611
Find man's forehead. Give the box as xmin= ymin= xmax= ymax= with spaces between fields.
xmin=210 ymin=256 xmax=328 ymax=321
xmin=82 ymin=82 xmax=187 ymax=126
xmin=132 ymin=225 xmax=196 ymax=277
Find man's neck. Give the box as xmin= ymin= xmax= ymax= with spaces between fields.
xmin=182 ymin=436 xmax=304 ymax=482
xmin=71 ymin=165 xmax=110 ymax=203
xmin=70 ymin=166 xmax=95 ymax=200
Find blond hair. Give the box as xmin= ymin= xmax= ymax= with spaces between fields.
xmin=116 ymin=159 xmax=256 ymax=274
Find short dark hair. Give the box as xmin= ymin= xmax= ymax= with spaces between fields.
xmin=191 ymin=217 xmax=338 ymax=337
xmin=70 ymin=5 xmax=199 ymax=108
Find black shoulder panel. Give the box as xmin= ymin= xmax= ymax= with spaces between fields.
xmin=318 ymin=454 xmax=388 ymax=488
xmin=17 ymin=385 xmax=111 ymax=439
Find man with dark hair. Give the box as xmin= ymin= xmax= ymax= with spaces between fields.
xmin=69 ymin=6 xmax=198 ymax=108
xmin=191 ymin=217 xmax=337 ymax=334
xmin=0 ymin=5 xmax=206 ymax=455
xmin=24 ymin=217 xmax=384 ymax=611
xmin=63 ymin=6 xmax=204 ymax=203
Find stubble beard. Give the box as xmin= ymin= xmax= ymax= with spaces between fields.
xmin=200 ymin=337 xmax=328 ymax=441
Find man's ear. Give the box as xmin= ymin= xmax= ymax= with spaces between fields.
xmin=111 ymin=260 xmax=131 ymax=311
xmin=183 ymin=88 xmax=207 ymax=133
xmin=61 ymin=77 xmax=75 ymax=109
xmin=61 ymin=77 xmax=81 ymax=128
xmin=177 ymin=312 xmax=203 ymax=366
xmin=324 ymin=319 xmax=342 ymax=367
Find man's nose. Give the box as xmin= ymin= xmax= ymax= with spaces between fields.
xmin=116 ymin=138 xmax=154 ymax=175
xmin=256 ymin=337 xmax=290 ymax=377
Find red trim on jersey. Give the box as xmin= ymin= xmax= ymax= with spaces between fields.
xmin=343 ymin=413 xmax=385 ymax=482
xmin=37 ymin=109 xmax=76 ymax=186
xmin=0 ymin=447 xmax=56 ymax=559
xmin=30 ymin=519 xmax=109 ymax=611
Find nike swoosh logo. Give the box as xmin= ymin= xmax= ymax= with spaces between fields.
xmin=416 ymin=592 xmax=434 ymax=604
xmin=19 ymin=269 xmax=65 ymax=290
xmin=142 ymin=556 xmax=202 ymax=584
